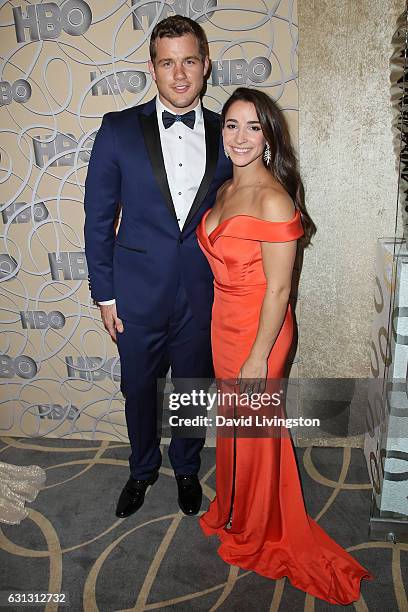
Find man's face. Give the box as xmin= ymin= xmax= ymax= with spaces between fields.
xmin=148 ymin=33 xmax=209 ymax=113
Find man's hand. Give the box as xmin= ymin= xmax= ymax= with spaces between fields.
xmin=99 ymin=303 xmax=124 ymax=342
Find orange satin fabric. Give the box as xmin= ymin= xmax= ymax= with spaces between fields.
xmin=196 ymin=210 xmax=373 ymax=605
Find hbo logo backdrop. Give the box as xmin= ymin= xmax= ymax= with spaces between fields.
xmin=0 ymin=0 xmax=298 ymax=440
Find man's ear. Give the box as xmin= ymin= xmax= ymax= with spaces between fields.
xmin=203 ymin=56 xmax=210 ymax=77
xmin=148 ymin=59 xmax=156 ymax=82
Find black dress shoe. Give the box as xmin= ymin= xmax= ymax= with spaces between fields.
xmin=115 ymin=472 xmax=159 ymax=518
xmin=176 ymin=474 xmax=202 ymax=515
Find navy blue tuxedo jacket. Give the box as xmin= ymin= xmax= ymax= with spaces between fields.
xmin=84 ymin=97 xmax=232 ymax=329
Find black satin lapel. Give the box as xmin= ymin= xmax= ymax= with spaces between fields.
xmin=183 ymin=111 xmax=220 ymax=229
xmin=139 ymin=111 xmax=177 ymax=221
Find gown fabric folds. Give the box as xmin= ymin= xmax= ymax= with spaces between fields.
xmin=196 ymin=209 xmax=373 ymax=605
xmin=0 ymin=462 xmax=46 ymax=524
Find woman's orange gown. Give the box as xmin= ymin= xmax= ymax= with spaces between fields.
xmin=196 ymin=209 xmax=373 ymax=605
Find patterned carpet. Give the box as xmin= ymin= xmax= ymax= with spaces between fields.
xmin=0 ymin=437 xmax=407 ymax=612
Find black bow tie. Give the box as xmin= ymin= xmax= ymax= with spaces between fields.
xmin=162 ymin=109 xmax=196 ymax=130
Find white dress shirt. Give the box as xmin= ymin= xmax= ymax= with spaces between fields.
xmin=98 ymin=96 xmax=207 ymax=306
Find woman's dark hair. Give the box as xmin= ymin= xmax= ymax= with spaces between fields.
xmin=149 ymin=15 xmax=209 ymax=64
xmin=221 ymin=87 xmax=316 ymax=247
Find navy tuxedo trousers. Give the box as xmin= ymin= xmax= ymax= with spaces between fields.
xmin=116 ymin=276 xmax=213 ymax=479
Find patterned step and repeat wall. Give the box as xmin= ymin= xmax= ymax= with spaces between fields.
xmin=0 ymin=1 xmax=298 ymax=440
xmin=365 ymin=239 xmax=408 ymax=521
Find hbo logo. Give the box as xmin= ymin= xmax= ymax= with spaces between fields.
xmin=0 ymin=79 xmax=31 ymax=106
xmin=0 ymin=254 xmax=18 ymax=281
xmin=48 ymin=252 xmax=88 ymax=281
xmin=20 ymin=311 xmax=66 ymax=330
xmin=131 ymin=0 xmax=217 ymax=28
xmin=13 ymin=0 xmax=92 ymax=43
xmin=0 ymin=355 xmax=37 ymax=379
xmin=211 ymin=58 xmax=272 ymax=86
xmin=37 ymin=404 xmax=78 ymax=421
xmin=66 ymin=356 xmax=121 ymax=381
xmin=2 ymin=201 xmax=49 ymax=224
xmin=33 ymin=132 xmax=93 ymax=167
xmin=90 ymin=71 xmax=147 ymax=96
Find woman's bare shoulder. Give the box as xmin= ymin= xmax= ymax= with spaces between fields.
xmin=257 ymin=186 xmax=295 ymax=222
xmin=216 ymin=179 xmax=232 ymax=200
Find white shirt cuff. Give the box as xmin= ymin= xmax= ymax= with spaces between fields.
xmin=98 ymin=299 xmax=116 ymax=306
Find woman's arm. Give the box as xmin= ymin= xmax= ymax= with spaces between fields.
xmin=238 ymin=192 xmax=297 ymax=393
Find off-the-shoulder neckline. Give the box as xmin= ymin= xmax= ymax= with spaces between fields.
xmin=204 ymin=208 xmax=300 ymax=240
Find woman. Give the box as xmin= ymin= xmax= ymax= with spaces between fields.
xmin=196 ymin=87 xmax=373 ymax=604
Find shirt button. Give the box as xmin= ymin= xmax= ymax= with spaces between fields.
xmin=178 ymin=192 xmax=182 ymax=195
xmin=179 ymin=163 xmax=182 ymax=166
xmin=179 ymin=136 xmax=182 ymax=139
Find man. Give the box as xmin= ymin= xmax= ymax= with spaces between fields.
xmin=84 ymin=15 xmax=231 ymax=518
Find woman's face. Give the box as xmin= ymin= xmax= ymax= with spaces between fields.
xmin=222 ymin=100 xmax=266 ymax=167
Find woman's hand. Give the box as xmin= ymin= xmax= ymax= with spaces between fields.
xmin=237 ymin=354 xmax=268 ymax=395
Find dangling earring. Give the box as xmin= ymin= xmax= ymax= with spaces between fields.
xmin=263 ymin=142 xmax=271 ymax=166
xmin=224 ymin=146 xmax=229 ymax=159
